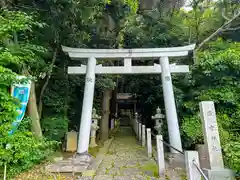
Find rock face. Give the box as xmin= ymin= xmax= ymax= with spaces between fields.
xmin=139 ymin=0 xmax=185 ymax=10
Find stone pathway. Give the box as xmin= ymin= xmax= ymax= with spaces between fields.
xmin=91 ymin=127 xmax=159 ymax=180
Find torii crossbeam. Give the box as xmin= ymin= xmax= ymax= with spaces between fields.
xmin=62 ymin=44 xmax=195 ymax=158
xmin=68 ymin=63 xmax=189 ymax=74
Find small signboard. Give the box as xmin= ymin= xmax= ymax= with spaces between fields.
xmin=117 ymin=93 xmax=132 ymax=100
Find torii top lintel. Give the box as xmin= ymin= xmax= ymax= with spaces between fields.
xmin=62 ymin=44 xmax=195 ymax=60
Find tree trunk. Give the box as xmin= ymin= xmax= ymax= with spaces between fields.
xmin=100 ymin=89 xmax=112 ymax=141
xmin=110 ymin=89 xmax=117 ymax=116
xmin=38 ymin=47 xmax=57 ymax=119
xmin=28 ymin=81 xmax=43 ymax=138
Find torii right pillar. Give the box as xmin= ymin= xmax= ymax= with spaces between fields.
xmin=160 ymin=56 xmax=184 ymax=167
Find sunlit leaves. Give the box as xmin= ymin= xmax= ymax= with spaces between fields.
xmin=0 ymin=49 xmax=22 ymax=66
xmin=123 ymin=0 xmax=138 ymax=13
xmin=0 ymin=65 xmax=17 ymax=86
xmin=223 ymin=141 xmax=240 ymax=172
xmin=0 ymin=10 xmax=46 ymax=40
xmin=181 ymin=115 xmax=203 ymax=144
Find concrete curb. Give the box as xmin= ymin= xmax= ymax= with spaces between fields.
xmin=81 ymin=137 xmax=114 ymax=177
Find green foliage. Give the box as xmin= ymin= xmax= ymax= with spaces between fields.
xmin=0 ymin=117 xmax=58 ymax=178
xmin=180 ymin=39 xmax=240 ymax=172
xmin=0 ymin=9 xmax=56 ymax=178
xmin=223 ymin=141 xmax=240 ymax=172
xmin=139 ymin=163 xmax=159 ymax=177
xmin=0 ymin=10 xmax=47 ymax=73
xmin=181 ymin=115 xmax=203 ymax=145
xmin=41 ymin=116 xmax=68 ymax=142
xmin=43 ymin=77 xmax=68 ymax=114
xmin=119 ymin=9 xmax=188 ymax=48
xmin=0 ymin=10 xmax=45 ymax=38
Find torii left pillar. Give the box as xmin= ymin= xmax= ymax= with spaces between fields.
xmin=77 ymin=57 xmax=96 ymax=155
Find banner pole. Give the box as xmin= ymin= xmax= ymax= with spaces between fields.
xmin=4 ymin=163 xmax=7 ymax=180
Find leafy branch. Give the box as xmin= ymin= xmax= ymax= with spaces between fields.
xmin=196 ymin=10 xmax=240 ymax=52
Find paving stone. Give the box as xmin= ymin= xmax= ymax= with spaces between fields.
xmin=106 ymin=167 xmax=120 ymax=175
xmin=94 ymin=127 xmax=181 ymax=180
xmin=133 ymin=174 xmax=149 ymax=180
xmin=78 ymin=177 xmax=93 ymax=180
xmin=114 ymin=176 xmax=136 ymax=180
xmin=113 ymin=162 xmax=126 ymax=168
xmin=125 ymin=160 xmax=138 ymax=167
xmin=95 ymin=168 xmax=106 ymax=175
xmin=93 ymin=175 xmax=114 ymax=180
xmin=82 ymin=170 xmax=96 ymax=177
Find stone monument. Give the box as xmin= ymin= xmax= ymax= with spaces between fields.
xmin=199 ymin=101 xmax=234 ymax=180
xmin=89 ymin=108 xmax=100 ymax=148
xmin=151 ymin=107 xmax=165 ymax=134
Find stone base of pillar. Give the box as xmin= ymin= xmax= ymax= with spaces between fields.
xmin=89 ymin=137 xmax=98 ymax=148
xmin=45 ymin=152 xmax=92 ymax=173
xmin=73 ymin=152 xmax=92 ymax=164
xmin=203 ymin=168 xmax=235 ymax=180
xmin=167 ymin=153 xmax=185 ymax=168
xmin=196 ymin=144 xmax=210 ymax=169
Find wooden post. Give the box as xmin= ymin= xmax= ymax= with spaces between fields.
xmin=146 ymin=128 xmax=152 ymax=157
xmin=142 ymin=125 xmax=146 ymax=147
xmin=185 ymin=151 xmax=201 ymax=180
xmin=156 ymin=135 xmax=165 ymax=176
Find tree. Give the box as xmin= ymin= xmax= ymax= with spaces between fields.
xmin=0 ymin=9 xmax=48 ymax=137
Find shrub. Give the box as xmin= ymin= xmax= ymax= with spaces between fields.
xmin=41 ymin=115 xmax=68 ymax=142
xmin=0 ymin=117 xmax=58 ymax=178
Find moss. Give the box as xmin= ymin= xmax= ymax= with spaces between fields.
xmin=138 ymin=162 xmax=159 ymax=177
xmin=46 ymin=151 xmax=64 ymax=162
xmin=111 ymin=161 xmax=115 ymax=167
xmin=165 ymin=174 xmax=170 ymax=180
xmin=145 ymin=176 xmax=151 ymax=180
xmin=106 ymin=150 xmax=115 ymax=155
xmin=121 ymin=165 xmax=127 ymax=168
xmin=135 ymin=162 xmax=141 ymax=167
xmin=105 ymin=168 xmax=110 ymax=174
xmin=180 ymin=173 xmax=187 ymax=180
xmin=88 ymin=146 xmax=100 ymax=157
xmin=88 ymin=140 xmax=105 ymax=157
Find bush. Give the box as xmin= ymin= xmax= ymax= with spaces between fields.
xmin=181 ymin=115 xmax=203 ymax=145
xmin=223 ymin=141 xmax=240 ymax=173
xmin=0 ymin=117 xmax=58 ymax=178
xmin=41 ymin=115 xmax=68 ymax=142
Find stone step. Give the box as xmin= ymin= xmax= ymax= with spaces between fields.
xmin=46 ymin=163 xmax=88 ymax=173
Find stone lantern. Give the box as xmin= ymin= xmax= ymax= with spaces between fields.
xmin=89 ymin=108 xmax=101 ymax=148
xmin=151 ymin=107 xmax=165 ymax=134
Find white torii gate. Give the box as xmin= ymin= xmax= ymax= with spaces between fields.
xmin=62 ymin=44 xmax=195 ymax=157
